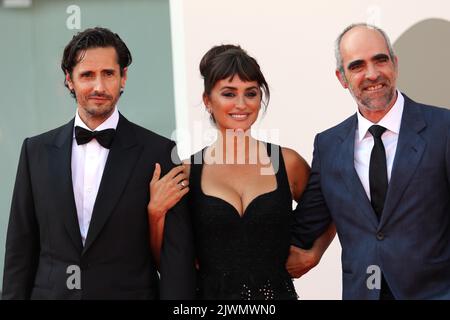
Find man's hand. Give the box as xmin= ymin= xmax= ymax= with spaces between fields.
xmin=286 ymin=245 xmax=320 ymax=278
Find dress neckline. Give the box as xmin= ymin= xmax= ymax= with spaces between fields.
xmin=198 ymin=142 xmax=280 ymax=218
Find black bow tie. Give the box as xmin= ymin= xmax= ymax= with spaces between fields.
xmin=75 ymin=126 xmax=116 ymax=149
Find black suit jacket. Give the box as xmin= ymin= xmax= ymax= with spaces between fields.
xmin=2 ymin=114 xmax=196 ymax=299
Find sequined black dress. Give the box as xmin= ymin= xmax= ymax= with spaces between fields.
xmin=188 ymin=143 xmax=297 ymax=300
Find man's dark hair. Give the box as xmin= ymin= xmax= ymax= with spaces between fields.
xmin=199 ymin=44 xmax=270 ymax=110
xmin=61 ymin=27 xmax=132 ymax=98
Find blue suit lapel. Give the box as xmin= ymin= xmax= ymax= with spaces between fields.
xmin=380 ymin=96 xmax=426 ymax=228
xmin=335 ymin=115 xmax=379 ymax=228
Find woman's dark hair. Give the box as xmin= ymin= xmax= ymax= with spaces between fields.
xmin=61 ymin=27 xmax=132 ymax=98
xmin=199 ymin=44 xmax=270 ymax=109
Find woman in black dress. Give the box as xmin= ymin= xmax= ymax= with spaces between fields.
xmin=148 ymin=44 xmax=335 ymax=300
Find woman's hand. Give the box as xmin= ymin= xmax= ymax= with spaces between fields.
xmin=147 ymin=163 xmax=190 ymax=220
xmin=147 ymin=163 xmax=190 ymax=267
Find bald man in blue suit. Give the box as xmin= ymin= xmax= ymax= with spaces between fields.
xmin=290 ymin=23 xmax=450 ymax=300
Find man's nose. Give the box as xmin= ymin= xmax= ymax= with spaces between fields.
xmin=93 ymin=77 xmax=106 ymax=92
xmin=365 ymin=64 xmax=380 ymax=81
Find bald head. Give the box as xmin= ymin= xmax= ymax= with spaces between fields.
xmin=334 ymin=24 xmax=399 ymax=121
xmin=335 ymin=23 xmax=395 ymax=74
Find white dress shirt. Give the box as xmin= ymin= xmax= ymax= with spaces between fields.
xmin=354 ymin=91 xmax=404 ymax=200
xmin=71 ymin=107 xmax=119 ymax=245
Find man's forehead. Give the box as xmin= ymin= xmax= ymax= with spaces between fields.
xmin=74 ymin=47 xmax=119 ymax=67
xmin=340 ymin=27 xmax=389 ymax=59
xmin=342 ymin=25 xmax=383 ymax=40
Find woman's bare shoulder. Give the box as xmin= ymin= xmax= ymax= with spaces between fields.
xmin=281 ymin=147 xmax=310 ymax=173
xmin=280 ymin=147 xmax=311 ymax=200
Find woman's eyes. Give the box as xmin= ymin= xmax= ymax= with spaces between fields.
xmin=221 ymin=91 xmax=258 ymax=98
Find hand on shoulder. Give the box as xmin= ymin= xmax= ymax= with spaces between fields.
xmin=147 ymin=163 xmax=190 ymax=220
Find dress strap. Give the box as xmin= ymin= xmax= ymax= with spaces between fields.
xmin=265 ymin=142 xmax=291 ymax=201
xmin=189 ymin=148 xmax=205 ymax=195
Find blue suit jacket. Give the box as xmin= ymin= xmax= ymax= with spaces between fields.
xmin=293 ymin=94 xmax=450 ymax=299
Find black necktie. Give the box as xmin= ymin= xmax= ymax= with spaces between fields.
xmin=75 ymin=126 xmax=116 ymax=149
xmin=368 ymin=126 xmax=395 ymax=300
xmin=368 ymin=125 xmax=388 ymax=220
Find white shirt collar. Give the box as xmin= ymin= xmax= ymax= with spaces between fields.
xmin=73 ymin=106 xmax=119 ymax=137
xmin=356 ymin=90 xmax=404 ymax=142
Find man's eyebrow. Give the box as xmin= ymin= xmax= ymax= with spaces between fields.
xmin=372 ymin=53 xmax=390 ymax=61
xmin=347 ymin=59 xmax=364 ymax=70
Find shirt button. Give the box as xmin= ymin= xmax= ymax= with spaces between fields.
xmin=376 ymin=232 xmax=385 ymax=241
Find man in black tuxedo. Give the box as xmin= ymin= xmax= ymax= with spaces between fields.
xmin=2 ymin=27 xmax=195 ymax=299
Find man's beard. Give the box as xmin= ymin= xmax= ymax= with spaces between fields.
xmin=349 ymin=76 xmax=396 ymax=111
xmin=84 ymin=92 xmax=117 ymax=117
xmin=358 ymin=86 xmax=395 ymax=111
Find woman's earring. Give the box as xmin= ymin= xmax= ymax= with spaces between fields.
xmin=207 ymin=109 xmax=215 ymax=123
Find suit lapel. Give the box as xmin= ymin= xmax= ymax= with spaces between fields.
xmin=380 ymin=97 xmax=426 ymax=228
xmin=82 ymin=114 xmax=142 ymax=254
xmin=335 ymin=115 xmax=379 ymax=228
xmin=48 ymin=119 xmax=83 ymax=252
